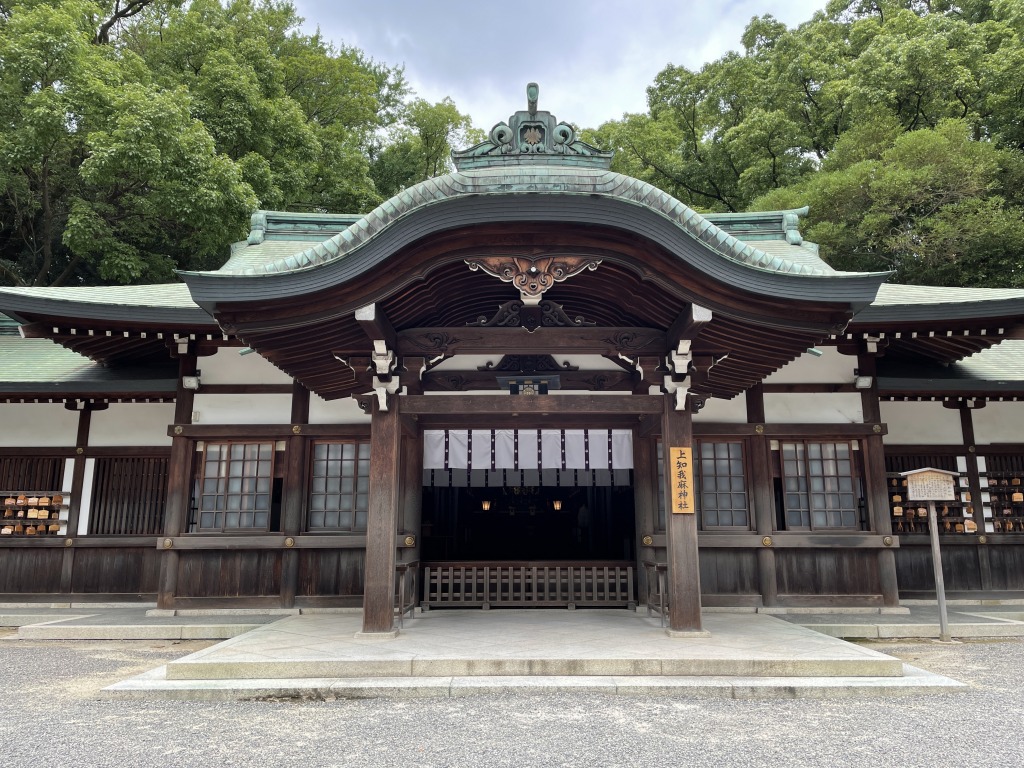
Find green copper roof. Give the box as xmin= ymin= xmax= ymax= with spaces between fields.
xmin=853 ymin=283 xmax=1024 ymax=324
xmin=0 ymin=282 xmax=197 ymax=308
xmin=878 ymin=340 xmax=1024 ymax=393
xmin=206 ymin=167 xmax=844 ymax=279
xmin=0 ymin=318 xmax=175 ymax=394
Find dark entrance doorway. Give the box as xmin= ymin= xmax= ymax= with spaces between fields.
xmin=420 ymin=483 xmax=637 ymax=610
xmin=421 ymin=485 xmax=635 ymax=561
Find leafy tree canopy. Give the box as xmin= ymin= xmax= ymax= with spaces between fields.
xmin=0 ymin=0 xmax=474 ymax=286
xmin=584 ymin=0 xmax=1024 ymax=287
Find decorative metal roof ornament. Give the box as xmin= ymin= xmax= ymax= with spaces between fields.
xmin=452 ymin=83 xmax=613 ymax=170
xmin=465 ymin=255 xmax=601 ymax=305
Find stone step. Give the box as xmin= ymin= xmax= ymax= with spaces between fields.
xmin=106 ymin=665 xmax=965 ymax=701
xmin=165 ymin=654 xmax=903 ymax=680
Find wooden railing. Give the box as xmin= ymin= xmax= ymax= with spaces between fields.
xmin=643 ymin=560 xmax=668 ymax=627
xmin=422 ymin=561 xmax=635 ymax=610
xmin=395 ymin=560 xmax=419 ymax=628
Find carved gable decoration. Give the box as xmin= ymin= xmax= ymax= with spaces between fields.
xmin=453 ymin=83 xmax=613 ymax=170
xmin=465 ymin=255 xmax=600 ymax=305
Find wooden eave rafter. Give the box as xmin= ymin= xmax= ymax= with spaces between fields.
xmin=843 ymin=319 xmax=1024 ymax=365
xmin=0 ymin=392 xmax=175 ymax=404
xmin=17 ymin=316 xmax=227 ymax=365
xmin=200 ymin=224 xmax=866 ymax=402
xmin=211 ymin=224 xmax=859 ymax=336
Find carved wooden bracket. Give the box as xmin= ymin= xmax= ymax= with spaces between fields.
xmin=465 ymin=255 xmax=600 ymax=305
xmin=477 ymin=354 xmax=579 ymax=373
xmin=468 ymin=299 xmax=596 ymax=332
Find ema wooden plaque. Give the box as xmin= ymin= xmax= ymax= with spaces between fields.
xmin=669 ymin=447 xmax=695 ymax=514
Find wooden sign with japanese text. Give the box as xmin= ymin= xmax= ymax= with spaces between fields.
xmin=905 ymin=469 xmax=957 ymax=502
xmin=669 ymin=447 xmax=695 ymax=514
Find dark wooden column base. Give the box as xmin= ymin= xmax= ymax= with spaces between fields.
xmin=662 ymin=394 xmax=704 ymax=634
xmin=361 ymin=397 xmax=402 ymax=635
xmin=757 ymin=548 xmax=777 ymax=607
xmin=157 ymin=550 xmax=179 ymax=610
xmin=632 ymin=436 xmax=658 ymax=603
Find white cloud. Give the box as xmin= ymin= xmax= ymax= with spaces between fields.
xmin=293 ymin=0 xmax=827 ymax=130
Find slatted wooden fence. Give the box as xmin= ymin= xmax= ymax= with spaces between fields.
xmin=422 ymin=561 xmax=635 ymax=609
xmin=0 ymin=457 xmax=63 ymax=491
xmin=89 ymin=456 xmax=169 ymax=535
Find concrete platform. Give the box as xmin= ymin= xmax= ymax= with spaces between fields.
xmin=99 ymin=609 xmax=968 ymax=699
xmin=1 ymin=606 xmax=279 ymax=640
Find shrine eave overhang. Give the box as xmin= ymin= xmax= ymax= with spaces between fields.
xmin=178 ymin=190 xmax=887 ymax=320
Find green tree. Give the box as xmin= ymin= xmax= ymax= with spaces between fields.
xmin=587 ymin=0 xmax=1024 ymax=287
xmin=370 ymin=98 xmax=482 ymax=199
xmin=752 ymin=119 xmax=1024 ymax=286
xmin=0 ymin=0 xmax=255 ymax=285
xmin=0 ymin=0 xmax=436 ymax=286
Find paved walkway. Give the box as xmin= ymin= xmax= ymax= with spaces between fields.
xmin=5 ymin=601 xmax=1024 ymax=640
xmin=93 ymin=609 xmax=966 ymax=700
xmin=5 ymin=600 xmax=1023 ymax=699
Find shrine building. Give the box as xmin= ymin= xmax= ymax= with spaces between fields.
xmin=3 ymin=86 xmax=1024 ymax=634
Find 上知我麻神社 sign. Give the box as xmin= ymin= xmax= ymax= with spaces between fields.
xmin=669 ymin=447 xmax=694 ymax=514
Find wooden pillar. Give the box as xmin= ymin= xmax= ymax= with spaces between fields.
xmin=399 ymin=428 xmax=423 ymax=564
xmin=959 ymin=404 xmax=992 ymax=590
xmin=661 ymin=394 xmax=704 ymax=634
xmin=360 ymin=396 xmax=402 ymax=635
xmin=280 ymin=381 xmax=310 ymax=608
xmin=632 ymin=434 xmax=658 ymax=604
xmin=59 ymin=406 xmax=93 ymax=593
xmin=745 ymin=384 xmax=777 ymax=607
xmin=858 ymin=353 xmax=900 ymax=607
xmin=156 ymin=350 xmax=197 ymax=610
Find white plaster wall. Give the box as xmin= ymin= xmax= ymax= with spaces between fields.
xmin=880 ymin=401 xmax=963 ymax=445
xmin=197 ymin=348 xmax=292 ymax=384
xmin=763 ymin=346 xmax=856 ymax=384
xmin=764 ymin=393 xmax=864 ymax=424
xmin=89 ymin=403 xmax=175 ymax=446
xmin=77 ymin=458 xmax=96 ymax=536
xmin=693 ymin=395 xmax=747 ymax=423
xmin=308 ymin=394 xmax=371 ymax=425
xmin=0 ymin=403 xmax=80 ymax=446
xmin=192 ymin=394 xmax=291 ymax=424
xmin=971 ymin=402 xmax=1024 ymax=445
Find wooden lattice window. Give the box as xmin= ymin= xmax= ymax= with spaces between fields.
xmin=89 ymin=456 xmax=169 ymax=535
xmin=0 ymin=456 xmax=63 ymax=491
xmin=697 ymin=441 xmax=749 ymax=529
xmin=780 ymin=441 xmax=861 ymax=530
xmin=307 ymin=441 xmax=370 ymax=532
xmin=195 ymin=442 xmax=275 ymax=531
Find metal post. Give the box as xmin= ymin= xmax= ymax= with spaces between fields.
xmin=926 ymin=500 xmax=951 ymax=642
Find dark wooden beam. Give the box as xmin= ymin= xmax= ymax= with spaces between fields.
xmin=195 ymin=384 xmax=294 ymax=395
xmin=667 ymin=303 xmax=712 ymax=345
xmin=661 ymin=394 xmax=703 ymax=634
xmin=397 ymin=327 xmax=668 ymax=357
xmin=420 ymin=369 xmax=636 ymax=392
xmin=355 ymin=303 xmax=397 ymax=349
xmin=361 ymin=397 xmax=402 ymax=635
xmin=400 ymin=394 xmax=663 ymax=417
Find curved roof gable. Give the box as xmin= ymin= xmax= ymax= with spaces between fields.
xmin=211 ymin=167 xmax=842 ymax=279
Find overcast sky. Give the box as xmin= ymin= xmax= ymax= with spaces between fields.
xmin=292 ymin=1 xmax=828 ymax=130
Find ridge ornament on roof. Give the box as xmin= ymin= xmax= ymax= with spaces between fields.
xmin=453 ymin=83 xmax=612 ymax=170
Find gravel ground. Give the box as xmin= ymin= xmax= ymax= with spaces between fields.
xmin=0 ymin=628 xmax=1020 ymax=768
